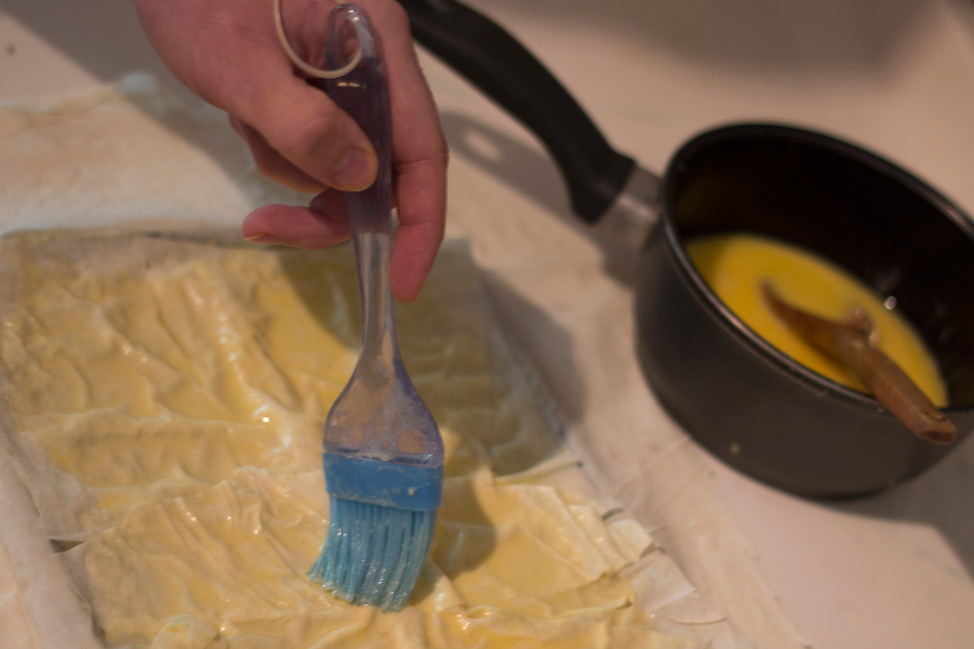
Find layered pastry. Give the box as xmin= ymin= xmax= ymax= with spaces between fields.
xmin=0 ymin=230 xmax=691 ymax=649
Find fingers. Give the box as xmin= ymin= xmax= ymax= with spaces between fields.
xmin=137 ymin=0 xmax=379 ymax=192
xmin=241 ymin=185 xmax=440 ymax=303
xmin=243 ymin=0 xmax=448 ymax=301
xmin=242 ymin=191 xmax=350 ymax=248
xmin=137 ymin=0 xmax=447 ymax=300
xmin=390 ymin=157 xmax=447 ymax=302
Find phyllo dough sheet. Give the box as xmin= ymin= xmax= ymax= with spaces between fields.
xmin=0 ymin=229 xmax=693 ymax=649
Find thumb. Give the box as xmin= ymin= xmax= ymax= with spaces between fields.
xmin=234 ymin=74 xmax=377 ymax=191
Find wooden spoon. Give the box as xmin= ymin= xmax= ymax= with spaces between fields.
xmin=761 ymin=283 xmax=955 ymax=445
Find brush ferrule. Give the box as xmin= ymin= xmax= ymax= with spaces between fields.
xmin=323 ymin=452 xmax=443 ymax=511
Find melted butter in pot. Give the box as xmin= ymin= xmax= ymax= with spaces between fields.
xmin=686 ymin=233 xmax=948 ymax=406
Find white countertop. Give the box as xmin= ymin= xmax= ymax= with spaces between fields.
xmin=2 ymin=1 xmax=974 ymax=648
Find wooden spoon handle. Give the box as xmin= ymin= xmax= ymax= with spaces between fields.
xmin=761 ymin=283 xmax=955 ymax=445
xmin=832 ymin=334 xmax=956 ymax=444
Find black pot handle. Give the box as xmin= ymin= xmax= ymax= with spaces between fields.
xmin=399 ymin=0 xmax=635 ymax=223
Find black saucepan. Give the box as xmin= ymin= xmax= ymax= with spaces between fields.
xmin=398 ymin=0 xmax=974 ymax=497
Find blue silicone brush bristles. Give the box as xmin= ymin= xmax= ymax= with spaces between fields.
xmin=310 ymin=502 xmax=436 ymax=610
xmin=300 ymin=5 xmax=444 ymax=612
xmin=308 ymin=458 xmax=441 ymax=610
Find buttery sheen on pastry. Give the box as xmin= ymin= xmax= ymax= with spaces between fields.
xmin=0 ymin=230 xmax=690 ymax=649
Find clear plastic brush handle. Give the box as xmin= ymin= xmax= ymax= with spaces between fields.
xmin=323 ymin=7 xmax=395 ymax=369
xmin=315 ymin=5 xmax=443 ymax=467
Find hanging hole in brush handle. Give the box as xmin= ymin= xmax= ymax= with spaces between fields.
xmin=398 ymin=0 xmax=637 ymax=223
xmin=273 ymin=0 xmax=363 ymax=79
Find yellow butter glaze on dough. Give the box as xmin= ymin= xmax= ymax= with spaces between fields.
xmin=0 ymin=232 xmax=690 ymax=649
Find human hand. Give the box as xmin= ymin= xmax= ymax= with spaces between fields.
xmin=135 ymin=0 xmax=447 ymax=301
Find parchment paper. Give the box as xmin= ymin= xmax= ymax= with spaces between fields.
xmin=0 ymin=75 xmax=797 ymax=648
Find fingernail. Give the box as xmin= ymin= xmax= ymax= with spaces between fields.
xmin=331 ymin=147 xmax=376 ymax=190
xmin=245 ymin=233 xmax=288 ymax=246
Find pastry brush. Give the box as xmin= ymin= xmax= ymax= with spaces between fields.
xmin=305 ymin=4 xmax=444 ymax=611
